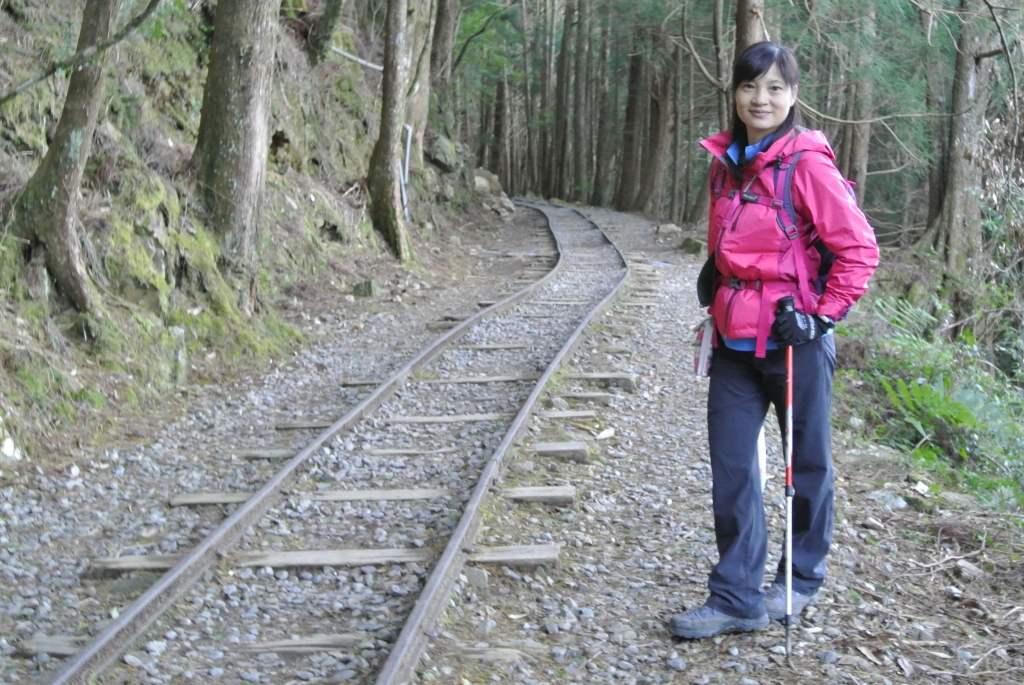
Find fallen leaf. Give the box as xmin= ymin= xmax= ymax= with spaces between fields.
xmin=897 ymin=655 xmax=915 ymax=677
xmin=956 ymin=559 xmax=985 ymax=578
xmin=862 ymin=516 xmax=885 ymax=531
xmin=507 ymin=613 xmax=527 ymax=620
xmin=857 ymin=646 xmax=882 ymax=665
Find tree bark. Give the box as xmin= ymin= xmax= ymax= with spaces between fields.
xmin=429 ymin=0 xmax=458 ymax=135
xmin=921 ymin=9 xmax=948 ymax=228
xmin=589 ymin=12 xmax=612 ymax=206
xmin=308 ymin=0 xmax=347 ymax=65
xmin=9 ymin=0 xmax=119 ymax=316
xmin=571 ymin=0 xmax=589 ymax=201
xmin=669 ymin=40 xmax=682 ymax=221
xmin=538 ymin=0 xmax=554 ymax=180
xmin=683 ymin=31 xmax=695 ymax=221
xmin=612 ymin=38 xmax=645 ymax=211
xmin=635 ymin=38 xmax=677 ymax=213
xmin=520 ymin=0 xmax=537 ymax=191
xmin=192 ymin=0 xmax=280 ymax=307
xmin=405 ymin=0 xmax=436 ymax=167
xmin=367 ymin=0 xmax=412 ymax=260
xmin=477 ymin=90 xmax=492 ymax=169
xmin=847 ymin=7 xmax=875 ymax=205
xmin=926 ymin=0 xmax=996 ymax=274
xmin=430 ymin=0 xmax=458 ymax=85
xmin=735 ymin=0 xmax=767 ymax=57
xmin=547 ymin=0 xmax=576 ymax=199
xmin=713 ymin=0 xmax=729 ymax=130
xmin=492 ymin=71 xmax=508 ymax=184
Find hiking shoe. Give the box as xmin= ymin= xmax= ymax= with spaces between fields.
xmin=765 ymin=583 xmax=818 ymax=621
xmin=668 ymin=603 xmax=769 ymax=639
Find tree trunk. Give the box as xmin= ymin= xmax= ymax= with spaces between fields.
xmin=612 ymin=38 xmax=645 ymax=211
xmin=589 ymin=12 xmax=611 ymax=206
xmin=477 ymin=90 xmax=492 ymax=169
xmin=520 ymin=0 xmax=536 ymax=191
xmin=822 ymin=48 xmax=842 ymax=147
xmin=308 ymin=0 xmax=347 ymax=65
xmin=192 ymin=0 xmax=280 ymax=308
xmin=713 ymin=0 xmax=729 ymax=130
xmin=547 ymin=0 xmax=576 ymax=199
xmin=367 ymin=0 xmax=412 ymax=260
xmin=847 ymin=7 xmax=875 ymax=205
xmin=492 ymin=71 xmax=507 ymax=185
xmin=926 ymin=0 xmax=996 ymax=274
xmin=635 ymin=39 xmax=676 ymax=213
xmin=10 ymin=0 xmax=119 ymax=316
xmin=430 ymin=0 xmax=459 ymax=135
xmin=921 ymin=9 xmax=948 ymax=228
xmin=735 ymin=0 xmax=767 ymax=57
xmin=683 ymin=38 xmax=695 ymax=220
xmin=538 ymin=0 xmax=554 ymax=181
xmin=838 ymin=83 xmax=855 ymax=179
xmin=405 ymin=0 xmax=435 ymax=167
xmin=430 ymin=0 xmax=458 ymax=85
xmin=571 ymin=0 xmax=589 ymax=201
xmin=669 ymin=43 xmax=682 ymax=221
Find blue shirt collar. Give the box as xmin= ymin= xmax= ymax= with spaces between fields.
xmin=726 ymin=136 xmax=772 ymax=165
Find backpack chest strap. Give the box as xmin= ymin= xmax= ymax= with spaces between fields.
xmin=728 ymin=189 xmax=784 ymax=210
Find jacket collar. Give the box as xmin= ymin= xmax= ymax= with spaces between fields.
xmin=700 ymin=127 xmax=836 ymax=163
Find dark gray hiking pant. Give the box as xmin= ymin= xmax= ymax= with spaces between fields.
xmin=704 ymin=336 xmax=836 ymax=619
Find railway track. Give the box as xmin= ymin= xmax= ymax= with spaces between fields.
xmin=19 ymin=203 xmax=648 ymax=684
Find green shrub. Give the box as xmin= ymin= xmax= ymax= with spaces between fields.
xmin=843 ymin=297 xmax=1024 ymax=508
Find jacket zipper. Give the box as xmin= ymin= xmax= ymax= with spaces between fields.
xmin=722 ymin=288 xmax=740 ymax=334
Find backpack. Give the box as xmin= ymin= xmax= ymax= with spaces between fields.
xmin=697 ymin=148 xmax=839 ymax=307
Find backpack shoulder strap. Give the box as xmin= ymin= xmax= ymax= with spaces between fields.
xmin=709 ymin=158 xmax=729 ymax=198
xmin=773 ymin=150 xmax=806 ymax=239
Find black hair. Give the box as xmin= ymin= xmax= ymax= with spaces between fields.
xmin=729 ymin=42 xmax=802 ymax=168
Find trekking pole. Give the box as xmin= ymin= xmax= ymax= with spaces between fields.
xmin=776 ymin=295 xmax=796 ymax=659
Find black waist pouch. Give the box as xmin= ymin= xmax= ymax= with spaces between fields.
xmin=697 ymin=254 xmax=718 ymax=308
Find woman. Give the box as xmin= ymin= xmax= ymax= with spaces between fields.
xmin=669 ymin=42 xmax=879 ymax=639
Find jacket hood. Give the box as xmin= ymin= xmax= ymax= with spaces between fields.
xmin=700 ymin=128 xmax=836 ymax=162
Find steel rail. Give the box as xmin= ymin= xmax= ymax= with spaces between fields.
xmin=49 ymin=217 xmax=567 ymax=685
xmin=375 ymin=203 xmax=632 ymax=685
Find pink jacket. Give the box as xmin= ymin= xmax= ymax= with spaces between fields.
xmin=700 ymin=128 xmax=880 ymax=356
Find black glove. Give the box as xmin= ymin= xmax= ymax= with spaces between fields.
xmin=772 ymin=307 xmax=830 ymax=346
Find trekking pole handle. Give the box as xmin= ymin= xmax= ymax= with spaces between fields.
xmin=776 ymin=295 xmax=795 ymax=315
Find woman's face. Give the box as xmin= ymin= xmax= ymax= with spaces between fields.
xmin=734 ymin=63 xmax=797 ymax=144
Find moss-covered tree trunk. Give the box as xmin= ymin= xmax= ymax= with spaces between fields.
xmin=191 ymin=0 xmax=280 ymax=312
xmin=9 ymin=0 xmax=118 ymax=317
xmin=308 ymin=0 xmax=347 ymax=64
xmin=368 ymin=0 xmax=412 ymax=261
xmin=925 ymin=0 xmax=996 ymax=274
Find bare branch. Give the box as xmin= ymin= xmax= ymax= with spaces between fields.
xmin=679 ymin=35 xmax=726 ymax=91
xmin=799 ymin=99 xmax=961 ymax=126
xmin=983 ymin=0 xmax=1019 ymax=164
xmin=0 ymin=0 xmax=163 ymax=106
xmin=452 ymin=3 xmax=514 ymax=75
